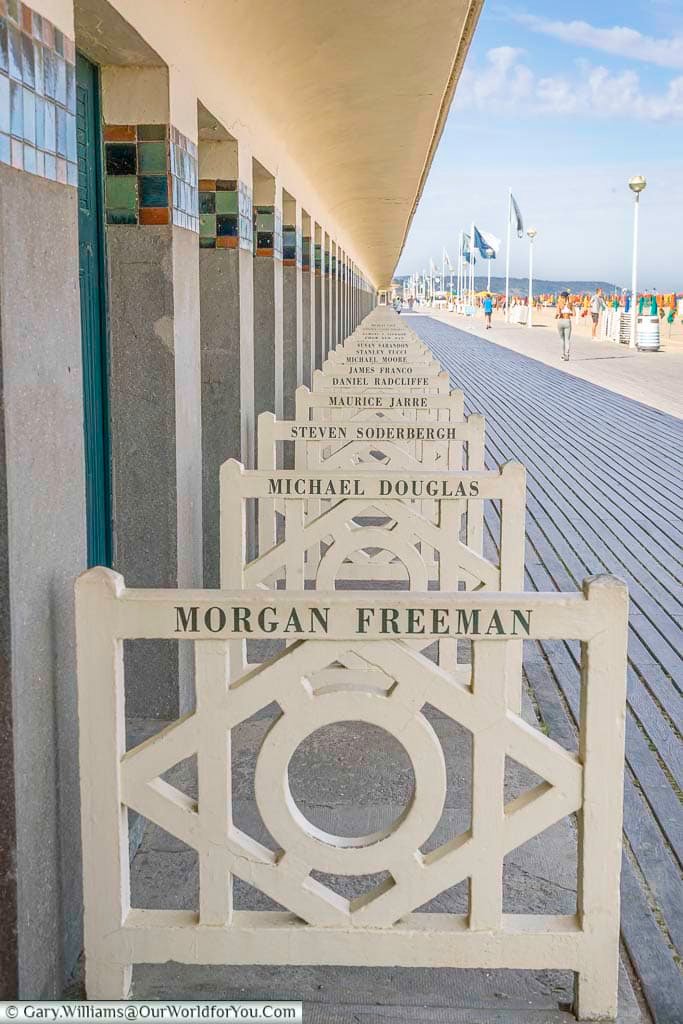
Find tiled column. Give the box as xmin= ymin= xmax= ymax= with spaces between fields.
xmin=0 ymin=2 xmax=84 ymax=996
xmin=324 ymin=232 xmax=331 ymax=358
xmin=301 ymin=211 xmax=312 ymax=386
xmin=282 ymin=192 xmax=302 ymax=420
xmin=253 ymin=168 xmax=283 ymax=419
xmin=198 ymin=136 xmax=254 ymax=584
xmin=313 ymin=222 xmax=324 ymax=370
xmin=330 ymin=240 xmax=337 ymax=353
xmin=102 ymin=66 xmax=202 ymax=716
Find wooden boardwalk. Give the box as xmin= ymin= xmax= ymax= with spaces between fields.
xmin=407 ymin=315 xmax=683 ymax=1024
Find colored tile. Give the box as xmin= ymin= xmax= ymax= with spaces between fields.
xmin=137 ymin=140 xmax=166 ymax=174
xmin=0 ymin=19 xmax=8 ymax=74
xmin=33 ymin=38 xmax=42 ymax=94
xmin=216 ymin=214 xmax=238 ymax=237
xmin=199 ymin=236 xmax=215 ymax=249
xmin=0 ymin=130 xmax=9 ymax=163
xmin=107 ymin=209 xmax=137 ymax=225
xmin=199 ymin=212 xmax=216 ymax=237
xmin=22 ymin=139 xmax=34 ymax=171
xmin=55 ymin=53 xmax=65 ymax=105
xmin=216 ymin=235 xmax=238 ymax=249
xmin=9 ymin=78 xmax=20 ymax=135
xmin=199 ymin=191 xmax=215 ymax=214
xmin=8 ymin=22 xmax=21 ymax=78
xmin=43 ymin=96 xmax=54 ymax=150
xmin=137 ymin=123 xmax=166 ymax=141
xmin=216 ymin=178 xmax=236 ymax=191
xmin=139 ymin=206 xmax=169 ymax=225
xmin=215 ymin=189 xmax=237 ymax=215
xmin=106 ymin=141 xmax=136 ymax=175
xmin=66 ymin=110 xmax=75 ymax=160
xmin=198 ymin=178 xmax=215 ymax=191
xmin=20 ymin=28 xmax=32 ymax=87
xmin=42 ymin=44 xmax=55 ymax=98
xmin=66 ymin=60 xmax=74 ymax=111
xmin=104 ymin=124 xmax=135 ymax=142
xmin=55 ymin=103 xmax=65 ymax=155
xmin=106 ymin=173 xmax=136 ymax=210
xmin=138 ymin=173 xmax=168 ymax=207
xmin=40 ymin=15 xmax=52 ymax=49
xmin=0 ymin=73 xmax=8 ymax=134
xmin=21 ymin=83 xmax=33 ymax=142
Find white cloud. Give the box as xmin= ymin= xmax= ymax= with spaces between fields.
xmin=455 ymin=47 xmax=683 ymax=119
xmin=513 ymin=14 xmax=683 ymax=71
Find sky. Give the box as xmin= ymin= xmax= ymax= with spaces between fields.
xmin=396 ymin=1 xmax=683 ymax=290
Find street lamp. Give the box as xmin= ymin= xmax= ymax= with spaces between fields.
xmin=527 ymin=227 xmax=537 ymax=328
xmin=628 ymin=175 xmax=646 ymax=349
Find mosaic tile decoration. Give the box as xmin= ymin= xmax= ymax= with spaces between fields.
xmin=0 ymin=0 xmax=77 ymax=185
xmin=254 ymin=205 xmax=282 ymax=258
xmin=324 ymin=248 xmax=330 ymax=276
xmin=104 ymin=122 xmax=198 ymax=230
xmin=301 ymin=235 xmax=311 ymax=272
xmin=282 ymin=224 xmax=302 ymax=267
xmin=314 ymin=242 xmax=321 ymax=276
xmin=198 ymin=177 xmax=252 ymax=250
xmin=331 ymin=253 xmax=337 ymax=277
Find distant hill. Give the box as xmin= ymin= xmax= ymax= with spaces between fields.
xmin=394 ymin=274 xmax=621 ymax=296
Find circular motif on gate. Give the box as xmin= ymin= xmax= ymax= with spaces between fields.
xmin=254 ymin=691 xmax=447 ymax=875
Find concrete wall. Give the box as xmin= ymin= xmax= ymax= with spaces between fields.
xmin=0 ymin=167 xmax=86 ymax=998
xmin=200 ymin=250 xmax=241 ymax=587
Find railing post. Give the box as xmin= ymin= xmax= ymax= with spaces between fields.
xmin=76 ymin=567 xmax=132 ymax=998
xmin=574 ymin=575 xmax=629 ymax=1021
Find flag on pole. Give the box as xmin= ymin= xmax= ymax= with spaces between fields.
xmin=462 ymin=234 xmax=476 ymax=264
xmin=443 ymin=249 xmax=453 ymax=271
xmin=510 ymin=194 xmax=524 ymax=238
xmin=473 ymin=226 xmax=501 ymax=259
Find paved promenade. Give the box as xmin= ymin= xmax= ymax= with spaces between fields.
xmin=425 ymin=309 xmax=683 ymax=419
xmin=406 ymin=314 xmax=683 ymax=1024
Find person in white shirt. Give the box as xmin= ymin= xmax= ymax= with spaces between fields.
xmin=590 ymin=289 xmax=606 ymax=339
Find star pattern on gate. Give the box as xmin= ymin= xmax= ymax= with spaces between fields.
xmin=120 ymin=638 xmax=582 ymax=928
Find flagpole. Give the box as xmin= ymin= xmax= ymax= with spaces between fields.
xmin=457 ymin=232 xmax=462 ymax=304
xmin=470 ymin=221 xmax=474 ymax=309
xmin=505 ymin=187 xmax=512 ymax=322
xmin=487 ymin=259 xmax=491 ymax=292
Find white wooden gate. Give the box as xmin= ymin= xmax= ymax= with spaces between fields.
xmin=76 ymin=568 xmax=627 ymax=1022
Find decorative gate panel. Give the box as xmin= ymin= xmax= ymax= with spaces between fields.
xmin=76 ymin=569 xmax=628 ymax=1023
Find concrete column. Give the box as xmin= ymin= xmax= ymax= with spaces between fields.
xmin=301 ymin=212 xmax=313 ymax=386
xmin=314 ymin=223 xmax=324 ymax=370
xmin=198 ymin=135 xmax=254 ymax=585
xmin=102 ymin=66 xmax=202 ymax=717
xmin=0 ymin=25 xmax=86 ymax=990
xmin=324 ymin=233 xmax=332 ymax=358
xmin=253 ymin=166 xmax=283 ymax=420
xmin=282 ymin=192 xmax=302 ymax=420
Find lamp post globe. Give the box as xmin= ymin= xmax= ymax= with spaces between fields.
xmin=628 ymin=175 xmax=647 ymax=195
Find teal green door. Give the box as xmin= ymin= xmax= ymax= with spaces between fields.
xmin=76 ymin=53 xmax=112 ymax=567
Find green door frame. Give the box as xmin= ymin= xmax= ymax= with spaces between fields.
xmin=77 ymin=52 xmax=112 ymax=567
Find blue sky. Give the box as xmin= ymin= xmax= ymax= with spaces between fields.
xmin=397 ymin=1 xmax=683 ymax=290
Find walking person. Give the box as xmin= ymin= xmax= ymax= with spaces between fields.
xmin=556 ymin=290 xmax=574 ymax=361
xmin=590 ymin=288 xmax=606 ymax=338
xmin=483 ymin=292 xmax=493 ymax=329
